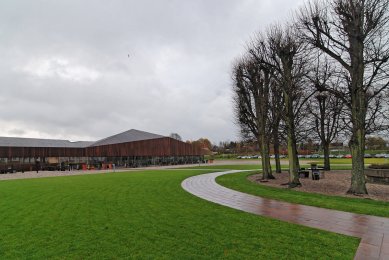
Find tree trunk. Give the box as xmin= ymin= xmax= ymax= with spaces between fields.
xmin=323 ymin=142 xmax=331 ymax=171
xmin=285 ymin=93 xmax=301 ymax=188
xmin=260 ymin=134 xmax=274 ymax=179
xmin=347 ymin=36 xmax=368 ymax=195
xmin=348 ymin=107 xmax=368 ymax=194
xmin=267 ymin=140 xmax=275 ymax=179
xmin=287 ymin=131 xmax=300 ymax=187
xmin=348 ymin=132 xmax=367 ymax=194
xmin=273 ymin=125 xmax=282 ymax=173
xmin=260 ymin=140 xmax=269 ymax=179
xmin=274 ymin=149 xmax=282 ymax=174
xmin=318 ymin=95 xmax=330 ymax=171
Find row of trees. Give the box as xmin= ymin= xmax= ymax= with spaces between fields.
xmin=232 ymin=0 xmax=389 ymax=194
xmin=170 ymin=133 xmax=213 ymax=151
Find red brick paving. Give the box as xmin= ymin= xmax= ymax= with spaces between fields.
xmin=181 ymin=170 xmax=389 ymax=260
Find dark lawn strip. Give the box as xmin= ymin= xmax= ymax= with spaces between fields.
xmin=186 ymin=164 xmax=353 ymax=170
xmin=216 ymin=171 xmax=389 ymax=218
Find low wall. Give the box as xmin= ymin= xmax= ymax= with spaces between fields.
xmin=365 ymin=169 xmax=389 ymax=185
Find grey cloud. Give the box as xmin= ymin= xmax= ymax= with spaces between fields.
xmin=0 ymin=0 xmax=305 ymax=143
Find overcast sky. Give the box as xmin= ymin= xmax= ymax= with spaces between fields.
xmin=0 ymin=0 xmax=305 ymax=143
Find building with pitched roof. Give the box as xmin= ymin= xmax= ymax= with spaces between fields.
xmin=0 ymin=129 xmax=203 ymax=172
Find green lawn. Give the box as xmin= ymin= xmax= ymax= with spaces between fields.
xmin=213 ymin=157 xmax=389 ymax=165
xmin=304 ymin=158 xmax=389 ymax=165
xmin=187 ymin=164 xmax=353 ymax=170
xmin=216 ymin=171 xmax=389 ymax=218
xmin=0 ymin=170 xmax=359 ymax=259
xmin=186 ymin=164 xmax=266 ymax=170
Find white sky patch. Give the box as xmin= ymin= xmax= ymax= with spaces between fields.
xmin=0 ymin=0 xmax=307 ymax=144
xmin=21 ymin=57 xmax=100 ymax=83
xmin=0 ymin=120 xmax=92 ymax=141
xmin=154 ymin=46 xmax=182 ymax=76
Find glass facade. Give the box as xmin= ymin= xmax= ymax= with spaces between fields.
xmin=0 ymin=155 xmax=204 ymax=173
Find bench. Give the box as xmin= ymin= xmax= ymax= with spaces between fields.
xmin=309 ymin=164 xmax=324 ymax=180
xmin=298 ymin=168 xmax=310 ymax=178
xmin=311 ymin=169 xmax=320 ymax=180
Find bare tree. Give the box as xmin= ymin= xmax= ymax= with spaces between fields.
xmin=298 ymin=0 xmax=389 ymax=194
xmin=169 ymin=133 xmax=182 ymax=141
xmin=232 ymin=55 xmax=275 ymax=180
xmin=269 ymin=82 xmax=284 ymax=173
xmin=253 ymin=25 xmax=312 ymax=187
xmin=246 ymin=34 xmax=287 ymax=174
xmin=366 ymin=136 xmax=388 ymax=150
xmin=306 ymin=56 xmax=345 ymax=170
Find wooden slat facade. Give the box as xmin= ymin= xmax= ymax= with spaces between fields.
xmin=0 ymin=137 xmax=202 ymax=158
xmin=86 ymin=137 xmax=201 ymax=157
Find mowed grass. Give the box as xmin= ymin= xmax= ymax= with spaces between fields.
xmin=216 ymin=171 xmax=389 ymax=218
xmin=187 ymin=164 xmax=353 ymax=170
xmin=306 ymin=158 xmax=389 ymax=165
xmin=186 ymin=164 xmax=265 ymax=170
xmin=217 ymin=157 xmax=388 ymax=164
xmin=0 ymin=170 xmax=359 ymax=259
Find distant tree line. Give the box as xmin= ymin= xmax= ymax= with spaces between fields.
xmin=186 ymin=138 xmax=213 ymax=151
xmin=232 ymin=0 xmax=389 ymax=194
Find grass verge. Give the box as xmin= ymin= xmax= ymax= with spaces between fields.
xmin=186 ymin=164 xmax=353 ymax=170
xmin=216 ymin=171 xmax=389 ymax=218
xmin=0 ymin=169 xmax=359 ymax=259
xmin=306 ymin=158 xmax=389 ymax=165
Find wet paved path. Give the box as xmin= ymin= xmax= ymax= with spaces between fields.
xmin=181 ymin=170 xmax=389 ymax=260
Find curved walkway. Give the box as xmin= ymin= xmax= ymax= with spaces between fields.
xmin=181 ymin=170 xmax=389 ymax=260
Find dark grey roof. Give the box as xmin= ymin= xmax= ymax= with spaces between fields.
xmin=90 ymin=129 xmax=165 ymax=147
xmin=0 ymin=136 xmax=94 ymax=148
xmin=0 ymin=129 xmax=164 ymax=148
